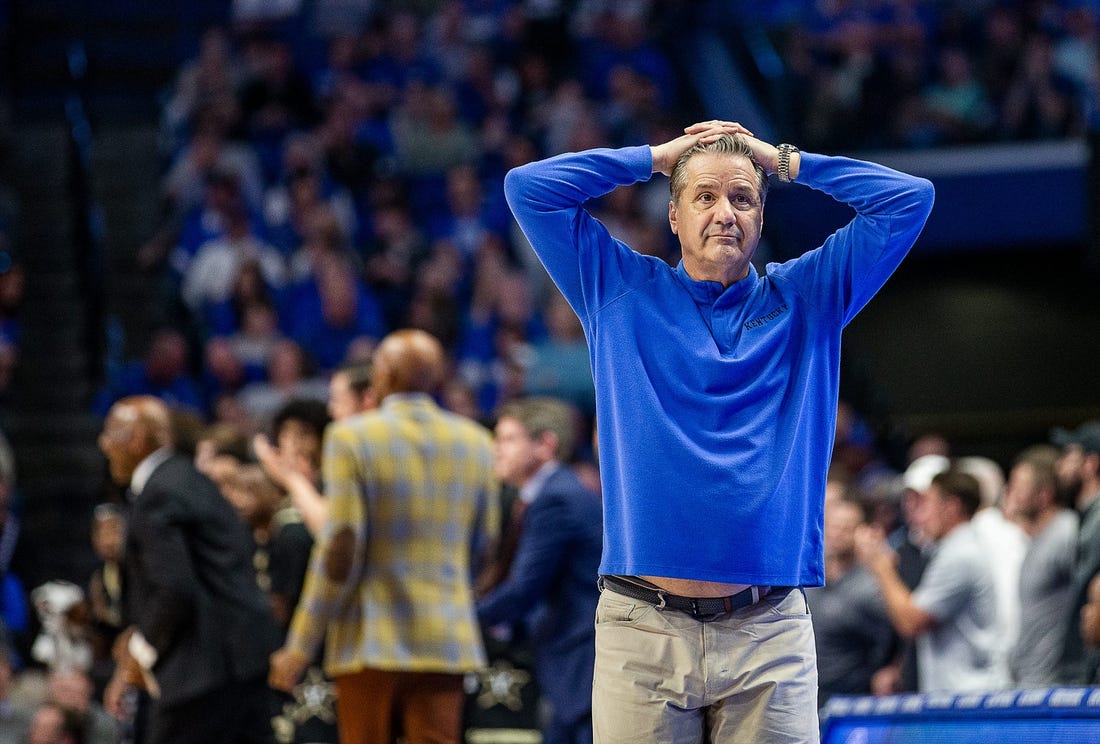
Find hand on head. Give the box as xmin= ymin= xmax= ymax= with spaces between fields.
xmin=652 ymin=120 xmax=757 ymax=177
xmin=683 ymin=120 xmax=754 ymax=140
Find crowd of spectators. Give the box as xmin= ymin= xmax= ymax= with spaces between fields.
xmin=85 ymin=1 xmax=1100 ymax=447
xmin=813 ymin=421 xmax=1100 ymax=703
xmin=96 ymin=0 xmax=698 ymax=442
xmin=88 ymin=1 xmax=1100 ymax=444
xmin=2 ymin=400 xmax=1099 ymax=742
xmin=0 ymin=1 xmax=1099 ymax=742
xmin=745 ymin=0 xmax=1098 ymax=150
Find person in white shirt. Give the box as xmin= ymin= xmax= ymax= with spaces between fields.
xmin=856 ymin=469 xmax=1001 ymax=692
xmin=959 ymin=454 xmax=1025 ymax=688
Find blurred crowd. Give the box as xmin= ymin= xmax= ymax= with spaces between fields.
xmin=747 ymin=0 xmax=1099 ymax=150
xmin=815 ymin=418 xmax=1100 ymax=704
xmin=0 ymin=1 xmax=1097 ymax=742
xmin=1 ymin=392 xmax=1099 ymax=742
xmin=93 ymin=0 xmax=693 ymax=439
xmin=89 ymin=0 xmax=1100 ymax=443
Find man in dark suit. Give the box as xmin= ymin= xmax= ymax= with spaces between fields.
xmin=98 ymin=395 xmax=278 ymax=744
xmin=477 ymin=397 xmax=603 ymax=744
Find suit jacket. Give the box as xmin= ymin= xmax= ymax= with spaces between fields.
xmin=477 ymin=465 xmax=602 ymax=725
xmin=124 ymin=455 xmax=278 ymax=706
xmin=284 ymin=394 xmax=500 ymax=676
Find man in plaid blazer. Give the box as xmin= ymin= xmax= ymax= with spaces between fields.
xmin=269 ymin=329 xmax=500 ymax=744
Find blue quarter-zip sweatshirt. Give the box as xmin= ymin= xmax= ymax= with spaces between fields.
xmin=504 ymin=145 xmax=934 ymax=586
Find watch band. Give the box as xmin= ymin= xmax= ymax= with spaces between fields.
xmin=776 ymin=143 xmax=799 ymax=183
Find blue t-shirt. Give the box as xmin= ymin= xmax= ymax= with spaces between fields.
xmin=505 ymin=145 xmax=933 ymax=586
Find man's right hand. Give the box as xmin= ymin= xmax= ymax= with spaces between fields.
xmin=854 ymin=523 xmax=896 ymax=573
xmin=269 ymin=647 xmax=310 ymax=693
xmin=253 ymin=434 xmax=288 ymax=487
xmin=105 ymin=626 xmax=156 ymax=718
xmin=104 ymin=669 xmax=133 ymax=720
xmin=253 ymin=433 xmax=314 ymax=488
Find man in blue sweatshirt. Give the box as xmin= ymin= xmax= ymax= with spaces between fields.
xmin=504 ymin=120 xmax=934 ymax=743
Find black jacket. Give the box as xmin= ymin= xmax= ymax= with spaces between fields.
xmin=124 ymin=455 xmax=278 ymax=706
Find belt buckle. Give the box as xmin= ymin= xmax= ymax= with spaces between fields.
xmin=654 ymin=588 xmax=667 ymax=610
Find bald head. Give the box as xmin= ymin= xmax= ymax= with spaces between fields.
xmin=99 ymin=395 xmax=174 ymax=484
xmin=372 ymin=329 xmax=447 ymax=399
xmin=112 ymin=396 xmax=173 ymax=444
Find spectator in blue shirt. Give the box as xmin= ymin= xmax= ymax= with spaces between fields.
xmin=94 ymin=328 xmax=205 ymax=418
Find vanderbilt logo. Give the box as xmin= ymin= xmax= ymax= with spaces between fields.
xmin=744 ymin=303 xmax=789 ymax=330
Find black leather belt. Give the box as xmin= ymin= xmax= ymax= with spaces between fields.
xmin=600 ymin=575 xmax=776 ymax=618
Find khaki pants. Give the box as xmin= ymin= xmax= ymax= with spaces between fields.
xmin=592 ymin=584 xmax=819 ymax=744
xmin=333 ymin=668 xmax=465 ymax=744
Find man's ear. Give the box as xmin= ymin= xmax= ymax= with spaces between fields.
xmin=668 ymin=200 xmax=678 ymax=235
xmin=1040 ymin=484 xmax=1056 ymax=508
xmin=371 ymin=363 xmax=393 ymax=401
xmin=538 ymin=430 xmax=560 ymax=462
xmin=126 ymin=420 xmax=152 ymax=458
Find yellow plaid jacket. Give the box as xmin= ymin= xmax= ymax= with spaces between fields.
xmin=285 ymin=393 xmax=500 ymax=676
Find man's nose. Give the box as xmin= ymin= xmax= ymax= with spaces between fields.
xmin=713 ymin=198 xmax=736 ymax=223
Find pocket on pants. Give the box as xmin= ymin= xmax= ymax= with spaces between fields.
xmin=759 ymin=586 xmax=811 ymax=620
xmin=595 ymin=588 xmax=652 ymax=625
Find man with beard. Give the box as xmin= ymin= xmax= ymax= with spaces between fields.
xmin=1052 ymin=421 xmax=1100 ymax=684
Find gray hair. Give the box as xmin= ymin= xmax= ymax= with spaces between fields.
xmin=496 ymin=397 xmax=577 ymax=462
xmin=668 ymin=134 xmax=768 ymax=204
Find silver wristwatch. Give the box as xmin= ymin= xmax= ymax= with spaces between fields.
xmin=776 ymin=143 xmax=799 ymax=183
